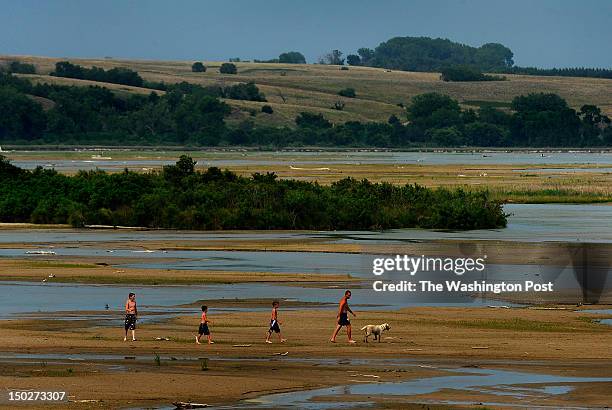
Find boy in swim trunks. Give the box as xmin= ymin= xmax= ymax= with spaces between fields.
xmin=196 ymin=305 xmax=214 ymax=345
xmin=330 ymin=290 xmax=356 ymax=344
xmin=265 ymin=300 xmax=286 ymax=343
xmin=124 ymin=292 xmax=137 ymax=342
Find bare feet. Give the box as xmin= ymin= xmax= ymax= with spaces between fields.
xmin=265 ymin=340 xmax=273 ymax=344
xmin=329 ymin=339 xmax=336 ymax=343
xmin=195 ymin=336 xmax=201 ymax=345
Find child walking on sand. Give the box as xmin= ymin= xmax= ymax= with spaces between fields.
xmin=196 ymin=305 xmax=214 ymax=345
xmin=265 ymin=300 xmax=286 ymax=344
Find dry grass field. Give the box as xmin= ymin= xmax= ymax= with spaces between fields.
xmin=2 ymin=55 xmax=612 ymax=128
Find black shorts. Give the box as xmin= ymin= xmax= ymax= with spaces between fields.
xmin=124 ymin=314 xmax=136 ymax=331
xmin=338 ymin=313 xmax=350 ymax=326
xmin=269 ymin=319 xmax=281 ymax=333
xmin=198 ymin=323 xmax=210 ymax=336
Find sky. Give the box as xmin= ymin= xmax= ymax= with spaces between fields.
xmin=1 ymin=0 xmax=611 ymax=68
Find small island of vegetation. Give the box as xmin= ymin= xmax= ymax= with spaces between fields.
xmin=0 ymin=155 xmax=507 ymax=231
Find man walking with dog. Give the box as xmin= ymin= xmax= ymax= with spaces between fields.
xmin=330 ymin=290 xmax=356 ymax=344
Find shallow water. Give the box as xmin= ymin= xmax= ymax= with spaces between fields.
xmin=8 ymin=150 xmax=612 ymax=171
xmin=1 ymin=204 xmax=611 ymax=245
xmin=581 ymin=309 xmax=612 ymax=326
xmin=244 ymin=367 xmax=612 ymax=410
xmin=0 ymin=203 xmax=608 ymax=318
xmin=0 ymin=281 xmax=520 ymax=319
xmin=1 ymin=352 xmax=608 ymax=410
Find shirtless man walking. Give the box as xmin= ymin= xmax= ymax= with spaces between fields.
xmin=124 ymin=292 xmax=137 ymax=342
xmin=330 ymin=290 xmax=356 ymax=344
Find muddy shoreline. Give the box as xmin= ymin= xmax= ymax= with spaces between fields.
xmin=0 ymin=305 xmax=610 ymax=409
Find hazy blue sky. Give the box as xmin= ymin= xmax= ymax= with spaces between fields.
xmin=1 ymin=0 xmax=610 ymax=68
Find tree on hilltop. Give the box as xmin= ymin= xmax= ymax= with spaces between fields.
xmin=191 ymin=62 xmax=206 ymax=72
xmin=220 ymin=63 xmax=237 ymax=74
xmin=278 ymin=51 xmax=306 ymax=64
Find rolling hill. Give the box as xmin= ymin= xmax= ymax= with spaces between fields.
xmin=1 ymin=55 xmax=612 ymax=129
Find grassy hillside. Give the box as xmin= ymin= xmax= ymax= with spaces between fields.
xmin=2 ymin=55 xmax=612 ymax=128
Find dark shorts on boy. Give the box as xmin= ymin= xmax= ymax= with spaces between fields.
xmin=198 ymin=323 xmax=210 ymax=336
xmin=338 ymin=312 xmax=350 ymax=326
xmin=269 ymin=319 xmax=281 ymax=333
xmin=124 ymin=314 xmax=136 ymax=331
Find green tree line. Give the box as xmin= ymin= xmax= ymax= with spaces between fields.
xmin=0 ymin=155 xmax=507 ymax=231
xmin=347 ymin=37 xmax=514 ymax=72
xmin=440 ymin=65 xmax=505 ymax=82
xmin=1 ymin=71 xmax=610 ymax=147
xmin=346 ymin=36 xmax=612 ymax=79
xmin=495 ymin=66 xmax=612 ymax=80
xmin=50 ymin=61 xmax=145 ymax=87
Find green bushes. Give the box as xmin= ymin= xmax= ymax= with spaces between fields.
xmin=220 ymin=63 xmax=237 ymax=74
xmin=51 ymin=61 xmax=144 ymax=87
xmin=7 ymin=61 xmax=36 ymax=74
xmin=0 ymin=86 xmax=47 ymax=140
xmin=1 ymin=71 xmax=610 ymax=147
xmin=278 ymin=52 xmax=306 ymax=64
xmin=191 ymin=62 xmax=206 ymax=72
xmin=440 ymin=65 xmax=505 ymax=82
xmin=498 ymin=66 xmax=612 ymax=79
xmin=223 ymin=82 xmax=266 ymax=101
xmin=0 ymin=156 xmax=507 ymax=231
xmin=338 ymin=87 xmax=356 ymax=98
xmin=355 ymin=37 xmax=514 ymax=72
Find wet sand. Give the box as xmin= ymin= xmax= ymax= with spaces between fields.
xmin=0 ymin=258 xmax=356 ymax=285
xmin=0 ymin=226 xmax=610 ymax=408
xmin=0 ymin=305 xmax=610 ymax=408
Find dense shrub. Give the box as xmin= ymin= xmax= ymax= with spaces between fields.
xmin=278 ymin=52 xmax=306 ymax=64
xmin=0 ymin=72 xmax=610 ymax=148
xmin=356 ymin=37 xmax=513 ymax=72
xmin=7 ymin=61 xmax=36 ymax=74
xmin=51 ymin=61 xmax=144 ymax=87
xmin=191 ymin=62 xmax=206 ymax=72
xmin=440 ymin=65 xmax=505 ymax=82
xmin=339 ymin=87 xmax=356 ymax=97
xmin=224 ymin=82 xmax=266 ymax=101
xmin=220 ymin=63 xmax=237 ymax=74
xmin=0 ymin=156 xmax=507 ymax=230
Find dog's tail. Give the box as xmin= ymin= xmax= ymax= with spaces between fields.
xmin=360 ymin=326 xmax=368 ymax=330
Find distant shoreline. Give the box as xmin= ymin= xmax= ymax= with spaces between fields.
xmin=2 ymin=145 xmax=612 ymax=153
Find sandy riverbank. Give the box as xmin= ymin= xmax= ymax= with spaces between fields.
xmin=0 ymin=305 xmax=610 ymax=408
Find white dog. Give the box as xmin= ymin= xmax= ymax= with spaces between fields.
xmin=360 ymin=323 xmax=390 ymax=343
